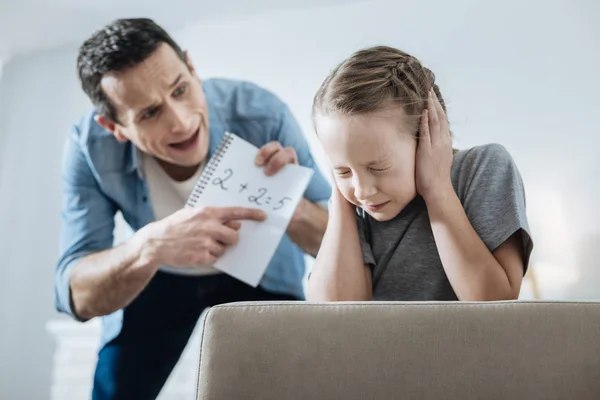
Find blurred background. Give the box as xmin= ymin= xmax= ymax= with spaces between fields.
xmin=0 ymin=0 xmax=598 ymax=398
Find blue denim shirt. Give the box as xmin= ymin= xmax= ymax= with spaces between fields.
xmin=55 ymin=78 xmax=331 ymax=347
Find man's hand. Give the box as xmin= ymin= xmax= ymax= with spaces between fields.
xmin=254 ymin=140 xmax=327 ymax=256
xmin=136 ymin=206 xmax=267 ymax=267
xmin=70 ymin=205 xmax=266 ymax=320
xmin=255 ymin=141 xmax=298 ymax=175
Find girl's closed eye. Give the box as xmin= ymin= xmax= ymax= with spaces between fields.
xmin=369 ymin=165 xmax=390 ymax=172
xmin=335 ymin=168 xmax=352 ymax=177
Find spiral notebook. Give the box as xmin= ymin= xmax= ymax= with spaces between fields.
xmin=186 ymin=132 xmax=314 ymax=287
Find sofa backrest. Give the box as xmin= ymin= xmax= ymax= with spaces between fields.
xmin=195 ymin=301 xmax=600 ymax=400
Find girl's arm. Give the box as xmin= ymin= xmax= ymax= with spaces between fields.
xmin=417 ymin=90 xmax=526 ymax=301
xmin=425 ymin=188 xmax=524 ymax=300
xmin=307 ymin=188 xmax=372 ymax=301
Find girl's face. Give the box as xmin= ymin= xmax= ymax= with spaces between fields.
xmin=316 ymin=107 xmax=418 ymax=222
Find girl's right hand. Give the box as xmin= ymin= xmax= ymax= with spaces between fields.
xmin=330 ymin=183 xmax=356 ymax=216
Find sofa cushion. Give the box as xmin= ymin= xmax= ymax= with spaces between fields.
xmin=195 ymin=301 xmax=600 ymax=400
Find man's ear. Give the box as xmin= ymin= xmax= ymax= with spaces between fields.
xmin=184 ymin=50 xmax=199 ymax=79
xmin=94 ymin=114 xmax=128 ymax=143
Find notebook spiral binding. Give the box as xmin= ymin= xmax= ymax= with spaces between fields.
xmin=185 ymin=132 xmax=235 ymax=208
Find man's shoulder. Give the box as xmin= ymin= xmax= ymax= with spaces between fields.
xmin=203 ymin=78 xmax=286 ymax=121
xmin=67 ymin=110 xmax=132 ymax=173
xmin=71 ymin=110 xmax=107 ymax=140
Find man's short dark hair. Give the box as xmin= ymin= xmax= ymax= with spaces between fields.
xmin=77 ymin=18 xmax=186 ymax=123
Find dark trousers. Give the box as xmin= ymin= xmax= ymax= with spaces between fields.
xmin=92 ymin=272 xmax=298 ymax=400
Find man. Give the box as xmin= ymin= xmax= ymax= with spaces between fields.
xmin=55 ymin=18 xmax=331 ymax=399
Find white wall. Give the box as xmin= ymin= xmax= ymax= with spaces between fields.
xmin=0 ymin=0 xmax=598 ymax=398
xmin=0 ymin=47 xmax=92 ymax=399
xmin=0 ymin=59 xmax=2 ymax=150
xmin=0 ymin=58 xmax=4 ymax=152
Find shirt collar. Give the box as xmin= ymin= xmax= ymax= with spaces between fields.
xmin=206 ymin=92 xmax=226 ymax=159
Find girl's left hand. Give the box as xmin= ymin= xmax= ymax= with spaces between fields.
xmin=415 ymin=89 xmax=454 ymax=202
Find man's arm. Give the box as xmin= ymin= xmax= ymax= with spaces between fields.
xmin=65 ymin=204 xmax=268 ymax=319
xmin=56 ymin=128 xmax=157 ymax=320
xmin=255 ymin=139 xmax=329 ymax=256
xmin=270 ymin=102 xmax=332 ymax=256
xmin=286 ymin=198 xmax=328 ymax=257
xmin=58 ymin=129 xmax=267 ymax=320
xmin=69 ymin=235 xmax=159 ymax=320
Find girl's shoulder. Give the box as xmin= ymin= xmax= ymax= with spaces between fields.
xmin=453 ymin=143 xmax=516 ymax=171
xmin=451 ymin=143 xmax=521 ymax=187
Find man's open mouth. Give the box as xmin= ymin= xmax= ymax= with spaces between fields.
xmin=169 ymin=129 xmax=199 ymax=150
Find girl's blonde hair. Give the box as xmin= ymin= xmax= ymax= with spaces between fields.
xmin=313 ymin=45 xmax=449 ymax=138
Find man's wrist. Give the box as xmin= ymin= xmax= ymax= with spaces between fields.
xmin=291 ymin=198 xmax=311 ymax=225
xmin=130 ymin=223 xmax=161 ymax=271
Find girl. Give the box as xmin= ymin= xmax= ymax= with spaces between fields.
xmin=307 ymin=46 xmax=533 ymax=302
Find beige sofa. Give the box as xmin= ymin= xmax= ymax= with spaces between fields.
xmin=194 ymin=301 xmax=600 ymax=400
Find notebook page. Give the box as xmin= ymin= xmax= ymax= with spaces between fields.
xmin=189 ymin=133 xmax=314 ymax=286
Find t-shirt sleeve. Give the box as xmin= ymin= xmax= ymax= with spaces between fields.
xmin=455 ymin=143 xmax=534 ymax=273
xmin=355 ymin=209 xmax=376 ymax=267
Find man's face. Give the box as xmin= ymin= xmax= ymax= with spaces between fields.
xmin=98 ymin=43 xmax=210 ymax=168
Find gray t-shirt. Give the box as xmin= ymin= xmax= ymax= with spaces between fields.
xmin=356 ymin=143 xmax=533 ymax=301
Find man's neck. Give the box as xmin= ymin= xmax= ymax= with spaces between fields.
xmin=156 ymin=158 xmax=202 ymax=182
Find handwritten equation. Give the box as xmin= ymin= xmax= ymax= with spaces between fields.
xmin=212 ymin=168 xmax=292 ymax=211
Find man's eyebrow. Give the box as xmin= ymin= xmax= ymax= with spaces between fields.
xmin=132 ymin=74 xmax=184 ymax=119
xmin=169 ymin=73 xmax=183 ymax=89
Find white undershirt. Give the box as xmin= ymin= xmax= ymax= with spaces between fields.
xmin=142 ymin=153 xmax=221 ymax=276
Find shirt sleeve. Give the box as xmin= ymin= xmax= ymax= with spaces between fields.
xmin=273 ymin=103 xmax=332 ymax=208
xmin=55 ymin=125 xmax=118 ymax=321
xmin=455 ymin=143 xmax=534 ymax=273
xmin=355 ymin=209 xmax=376 ymax=267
